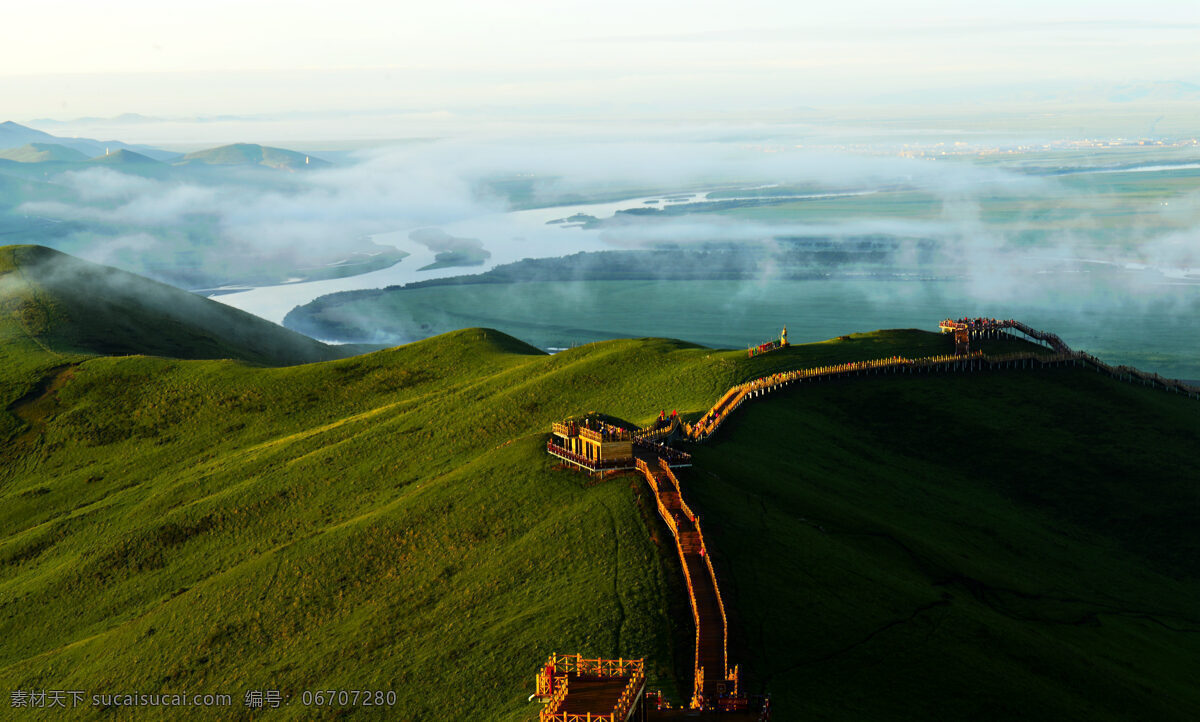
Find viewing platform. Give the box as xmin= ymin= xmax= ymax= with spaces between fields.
xmin=939 ymin=317 xmax=1074 ymax=355
xmin=537 ymin=315 xmax=1196 ymax=721
xmin=535 ymin=655 xmax=646 ymax=722
xmin=548 ymin=415 xmax=692 ymax=475
xmin=746 ymin=326 xmax=789 ymax=358
xmin=534 ymin=654 xmax=769 ymax=721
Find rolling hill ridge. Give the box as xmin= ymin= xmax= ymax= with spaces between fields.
xmin=0 ymin=120 xmax=176 ymax=161
xmin=0 ymin=245 xmax=355 ymax=366
xmin=1 ymin=248 xmax=1197 ymax=720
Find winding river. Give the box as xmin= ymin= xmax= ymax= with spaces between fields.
xmin=212 ymin=192 xmax=708 ymax=324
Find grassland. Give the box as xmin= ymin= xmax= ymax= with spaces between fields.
xmin=688 ymin=369 xmax=1200 ymax=720
xmin=0 ymin=329 xmax=704 ymax=720
xmin=0 ymin=245 xmax=366 ymax=367
xmin=3 ymin=246 xmax=1198 ymax=719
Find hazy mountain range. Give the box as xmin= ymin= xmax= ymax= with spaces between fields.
xmin=0 ymin=120 xmax=177 ymax=161
xmin=0 ymin=122 xmax=400 ymax=290
xmin=0 ymin=121 xmax=326 ymax=171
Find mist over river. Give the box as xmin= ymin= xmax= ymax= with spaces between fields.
xmin=213 ymin=187 xmax=1200 ymax=381
xmin=210 ymin=192 xmax=688 ymax=322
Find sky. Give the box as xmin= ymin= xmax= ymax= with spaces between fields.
xmin=2 ymin=0 xmax=1199 ymax=134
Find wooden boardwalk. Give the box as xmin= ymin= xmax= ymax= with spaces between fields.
xmin=540 ymin=317 xmax=1195 ymax=720
xmin=636 ymin=458 xmax=737 ymax=709
xmin=558 ymin=676 xmax=630 ymax=716
xmin=685 ymin=318 xmax=1200 ymax=443
xmin=536 ymin=655 xmax=647 ymax=722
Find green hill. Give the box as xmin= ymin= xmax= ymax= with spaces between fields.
xmin=0 ymin=142 xmax=89 ymax=163
xmin=690 ymin=371 xmax=1200 ymax=720
xmin=0 ymin=245 xmax=354 ymax=367
xmin=178 ymin=143 xmax=329 ymax=170
xmin=1 ymin=258 xmax=1197 ymax=720
xmin=88 ymin=148 xmax=161 ymax=165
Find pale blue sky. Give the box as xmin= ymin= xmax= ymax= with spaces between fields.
xmin=3 ymin=0 xmax=1198 ymax=121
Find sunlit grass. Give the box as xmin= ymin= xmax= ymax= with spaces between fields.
xmin=2 ymin=311 xmax=1195 ymax=719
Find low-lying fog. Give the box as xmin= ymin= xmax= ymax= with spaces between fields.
xmin=17 ymin=130 xmax=1200 ymax=377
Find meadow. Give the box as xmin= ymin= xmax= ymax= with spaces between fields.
xmin=690 ymin=368 xmax=1200 ymax=719
xmin=4 ymin=245 xmax=1199 ymax=720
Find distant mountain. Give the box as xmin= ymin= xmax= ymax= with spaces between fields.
xmin=0 ymin=143 xmax=89 ymax=163
xmin=178 ymin=143 xmax=330 ymax=170
xmin=0 ymin=245 xmax=353 ymax=366
xmin=0 ymin=122 xmax=63 ymax=150
xmin=88 ymin=148 xmax=161 ymax=165
xmin=30 ymin=113 xmax=162 ymax=127
xmin=0 ymin=120 xmax=175 ymax=162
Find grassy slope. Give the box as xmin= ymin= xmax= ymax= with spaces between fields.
xmin=0 ymin=143 xmax=90 ymax=163
xmin=689 ymin=369 xmax=1200 ymax=720
xmin=0 ymin=317 xmax=981 ymax=719
xmin=0 ymin=245 xmax=351 ymax=367
xmin=1 ymin=305 xmax=1196 ymax=721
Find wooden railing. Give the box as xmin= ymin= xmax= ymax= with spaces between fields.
xmin=554 ymin=420 xmax=633 ymax=442
xmin=546 ymin=442 xmax=636 ymax=471
xmin=685 ymin=347 xmax=1123 ymax=442
xmin=636 ymin=458 xmax=733 ymax=710
xmin=544 ymin=318 xmax=1190 ymax=721
xmin=633 ymin=437 xmax=692 ymax=466
xmin=675 ymin=534 xmax=703 ymax=707
xmin=636 ymin=459 xmax=680 ymax=538
xmin=579 ymin=424 xmax=631 ymax=442
xmin=539 ymin=677 xmax=570 ymax=722
xmin=538 ymin=655 xmax=647 ymax=722
xmin=659 ymin=461 xmax=698 ymax=524
xmin=702 ymin=537 xmax=732 ymax=691
xmin=1075 ymin=351 xmax=1200 ymax=397
xmin=633 ymin=415 xmax=680 ymax=442
xmin=545 ymin=653 xmax=645 ymax=678
xmin=611 ymin=664 xmax=645 ymax=722
xmin=940 ymin=316 xmax=1200 ymax=394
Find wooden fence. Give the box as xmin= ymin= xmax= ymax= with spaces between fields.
xmin=539 ymin=677 xmax=570 ymax=722
xmin=684 ymin=336 xmax=1196 ymax=444
xmin=538 ymin=655 xmax=647 ymax=722
xmin=635 ymin=458 xmax=737 ymax=710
